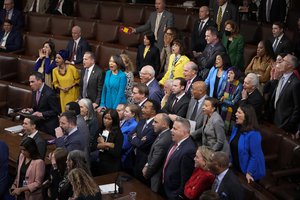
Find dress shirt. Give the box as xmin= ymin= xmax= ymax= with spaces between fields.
xmin=85 ymin=64 xmax=95 ymax=82
xmin=0 ymin=32 xmax=9 ymax=46
xmin=138 ymin=98 xmax=147 ymax=107
xmin=215 ymin=168 xmax=229 ymax=192
xmin=146 ymin=78 xmax=155 ymax=87
xmin=27 ymin=130 xmax=38 ymax=138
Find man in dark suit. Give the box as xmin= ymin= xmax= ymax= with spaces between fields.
xmin=128 ymin=99 xmax=160 ymax=183
xmin=0 ymin=0 xmax=24 ymax=30
xmin=240 ymin=73 xmax=264 ymax=121
xmin=142 ymin=113 xmax=172 ymax=192
xmin=22 ymin=117 xmax=47 ymax=159
xmin=197 ymin=26 xmax=226 ymax=80
xmin=132 ymin=83 xmax=149 ymax=108
xmin=65 ymin=25 xmax=91 ymax=65
xmin=270 ymin=54 xmax=300 ymax=135
xmin=130 ymin=0 xmax=174 ymax=51
xmin=213 ymin=0 xmax=238 ymax=33
xmin=162 ymin=77 xmax=190 ymax=118
xmin=208 ymin=151 xmax=244 ymax=200
xmin=79 ymin=51 xmax=104 ymax=108
xmin=55 ymin=111 xmax=86 ymax=152
xmin=163 ymin=117 xmax=197 ymax=199
xmin=191 ymin=6 xmax=216 ymax=57
xmin=0 ymin=19 xmax=22 ymax=52
xmin=47 ymin=0 xmax=74 ymax=16
xmin=140 ymin=65 xmax=164 ymax=104
xmin=258 ymin=0 xmax=287 ymax=23
xmin=26 ymin=72 xmax=60 ymax=136
xmin=183 ymin=61 xmax=201 ymax=97
xmin=269 ymin=22 xmax=293 ymax=56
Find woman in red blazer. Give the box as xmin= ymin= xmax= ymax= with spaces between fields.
xmin=10 ymin=137 xmax=45 ymax=200
xmin=184 ymin=146 xmax=215 ymax=200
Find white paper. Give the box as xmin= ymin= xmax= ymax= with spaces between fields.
xmin=99 ymin=183 xmax=119 ymax=194
xmin=4 ymin=125 xmax=23 ymax=133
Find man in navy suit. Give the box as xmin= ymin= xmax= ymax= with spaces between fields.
xmin=132 ymin=83 xmax=149 ymax=108
xmin=140 ymin=65 xmax=164 ymax=104
xmin=163 ymin=117 xmax=197 ymax=199
xmin=213 ymin=0 xmax=238 ymax=33
xmin=0 ymin=19 xmax=22 ymax=52
xmin=65 ymin=25 xmax=91 ymax=65
xmin=55 ymin=111 xmax=86 ymax=152
xmin=183 ymin=61 xmax=201 ymax=97
xmin=129 ymin=99 xmax=160 ymax=183
xmin=269 ymin=22 xmax=293 ymax=56
xmin=0 ymin=0 xmax=23 ymax=30
xmin=208 ymin=151 xmax=244 ymax=200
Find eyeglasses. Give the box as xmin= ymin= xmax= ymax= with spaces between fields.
xmin=165 ymin=32 xmax=173 ymax=36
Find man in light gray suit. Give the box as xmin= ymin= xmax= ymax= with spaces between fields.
xmin=130 ymin=0 xmax=174 ymax=51
xmin=142 ymin=113 xmax=172 ymax=192
xmin=24 ymin=0 xmax=49 ymax=14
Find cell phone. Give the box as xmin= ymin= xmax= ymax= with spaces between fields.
xmin=10 ymin=188 xmax=14 ymax=194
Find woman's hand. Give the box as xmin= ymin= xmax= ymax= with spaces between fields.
xmin=97 ymin=135 xmax=105 ymax=144
xmin=246 ymin=173 xmax=254 ymax=183
xmin=39 ymin=48 xmax=46 ymax=59
xmin=11 ymin=187 xmax=23 ymax=196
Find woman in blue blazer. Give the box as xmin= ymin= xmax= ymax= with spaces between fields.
xmin=205 ymin=53 xmax=230 ymax=99
xmin=230 ymin=104 xmax=266 ymax=183
xmin=100 ymin=55 xmax=127 ymax=109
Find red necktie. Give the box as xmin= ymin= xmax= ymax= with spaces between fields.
xmin=36 ymin=90 xmax=41 ymax=104
xmin=162 ymin=143 xmax=178 ymax=182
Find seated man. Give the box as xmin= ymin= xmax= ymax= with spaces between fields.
xmin=24 ymin=72 xmax=60 ymax=136
xmin=0 ymin=0 xmax=24 ymax=30
xmin=0 ymin=19 xmax=22 ymax=52
xmin=22 ymin=117 xmax=47 ymax=159
xmin=140 ymin=65 xmax=164 ymax=104
xmin=55 ymin=111 xmax=86 ymax=152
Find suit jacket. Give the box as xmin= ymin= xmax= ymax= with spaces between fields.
xmin=191 ymin=18 xmax=216 ymax=52
xmin=185 ymin=76 xmax=202 ymax=97
xmin=270 ymin=34 xmax=293 ymax=56
xmin=145 ymin=129 xmax=172 ymax=192
xmin=13 ymin=154 xmax=45 ymax=200
xmin=239 ymin=88 xmax=264 ymax=121
xmin=148 ymin=79 xmax=164 ymax=104
xmin=32 ymin=132 xmax=47 ymax=160
xmin=79 ymin=65 xmax=104 ymax=104
xmin=47 ymin=0 xmax=74 ymax=16
xmin=66 ymin=37 xmax=90 ymax=64
xmin=187 ymin=95 xmax=206 ymax=133
xmin=32 ymin=84 xmax=60 ymax=135
xmin=213 ymin=2 xmax=238 ymax=33
xmin=129 ymin=119 xmax=157 ymax=181
xmin=201 ymin=111 xmax=229 ymax=154
xmin=162 ymin=93 xmax=190 ymax=118
xmin=216 ymin=169 xmax=244 ymax=200
xmin=258 ymin=0 xmax=287 ymax=23
xmin=0 ymin=141 xmax=8 ymax=198
xmin=55 ymin=129 xmax=86 ymax=152
xmin=135 ymin=10 xmax=174 ymax=51
xmin=271 ymin=73 xmax=300 ymax=133
xmin=0 ymin=8 xmax=24 ymax=30
xmin=205 ymin=67 xmax=228 ymax=98
xmin=163 ymin=137 xmax=197 ymax=200
xmin=24 ymin=0 xmax=49 ymax=14
xmin=136 ymin=44 xmax=161 ymax=72
xmin=0 ymin=29 xmax=22 ymax=52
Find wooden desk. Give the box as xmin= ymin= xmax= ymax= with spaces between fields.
xmin=0 ymin=118 xmax=55 ymax=169
xmin=94 ymin=172 xmax=165 ymax=200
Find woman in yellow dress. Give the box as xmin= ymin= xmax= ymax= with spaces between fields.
xmin=52 ymin=50 xmax=80 ymax=112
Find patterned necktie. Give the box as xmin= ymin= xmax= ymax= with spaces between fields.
xmin=273 ymin=37 xmax=279 ymax=52
xmin=169 ymin=56 xmax=180 ymax=79
xmin=190 ymin=100 xmax=199 ymax=121
xmin=82 ymin=69 xmax=89 ymax=98
xmin=36 ymin=90 xmax=41 ymax=104
xmin=274 ymin=76 xmax=285 ymax=108
xmin=71 ymin=41 xmax=77 ymax=61
xmin=217 ymin=6 xmax=222 ymax=31
xmin=212 ymin=177 xmax=220 ymax=192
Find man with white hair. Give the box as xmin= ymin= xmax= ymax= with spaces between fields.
xmin=239 ymin=73 xmax=264 ymax=121
xmin=140 ymin=65 xmax=164 ymax=104
xmin=183 ymin=61 xmax=201 ymax=96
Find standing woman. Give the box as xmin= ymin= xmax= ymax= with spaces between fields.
xmin=100 ymin=55 xmax=127 ymax=109
xmin=221 ymin=20 xmax=245 ymax=69
xmin=199 ymin=97 xmax=229 ymax=154
xmin=10 ymin=137 xmax=45 ymax=200
xmin=34 ymin=40 xmax=56 ymax=88
xmin=136 ymin=32 xmax=160 ymax=73
xmin=53 ymin=50 xmax=80 ymax=112
xmin=120 ymin=53 xmax=135 ymax=104
xmin=219 ymin=67 xmax=243 ymax=133
xmin=230 ymin=104 xmax=266 ymax=183
xmin=159 ymin=39 xmax=190 ymax=86
xmin=94 ymin=109 xmax=123 ymax=176
xmin=205 ymin=53 xmax=230 ymax=99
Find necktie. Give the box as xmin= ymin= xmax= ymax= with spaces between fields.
xmin=217 ymin=6 xmax=222 ymax=31
xmin=71 ymin=41 xmax=77 ymax=61
xmin=273 ymin=38 xmax=279 ymax=52
xmin=190 ymin=100 xmax=199 ymax=121
xmin=82 ymin=69 xmax=89 ymax=98
xmin=32 ymin=0 xmax=37 ymax=12
xmin=162 ymin=143 xmax=178 ymax=182
xmin=185 ymin=80 xmax=191 ymax=92
xmin=274 ymin=76 xmax=285 ymax=108
xmin=266 ymin=0 xmax=272 ymax=22
xmin=5 ymin=10 xmax=9 ymax=20
xmin=36 ymin=90 xmax=41 ymax=104
xmin=212 ymin=177 xmax=220 ymax=192
xmin=172 ymin=97 xmax=178 ymax=109
xmin=198 ymin=21 xmax=204 ymax=34
xmin=55 ymin=0 xmax=62 ymax=10
xmin=154 ymin=13 xmax=162 ymax=40
xmin=141 ymin=121 xmax=148 ymax=132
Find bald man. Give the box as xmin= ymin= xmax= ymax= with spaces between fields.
xmin=65 ymin=25 xmax=91 ymax=64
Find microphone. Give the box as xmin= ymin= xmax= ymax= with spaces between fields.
xmin=113 ymin=173 xmax=120 ymax=197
